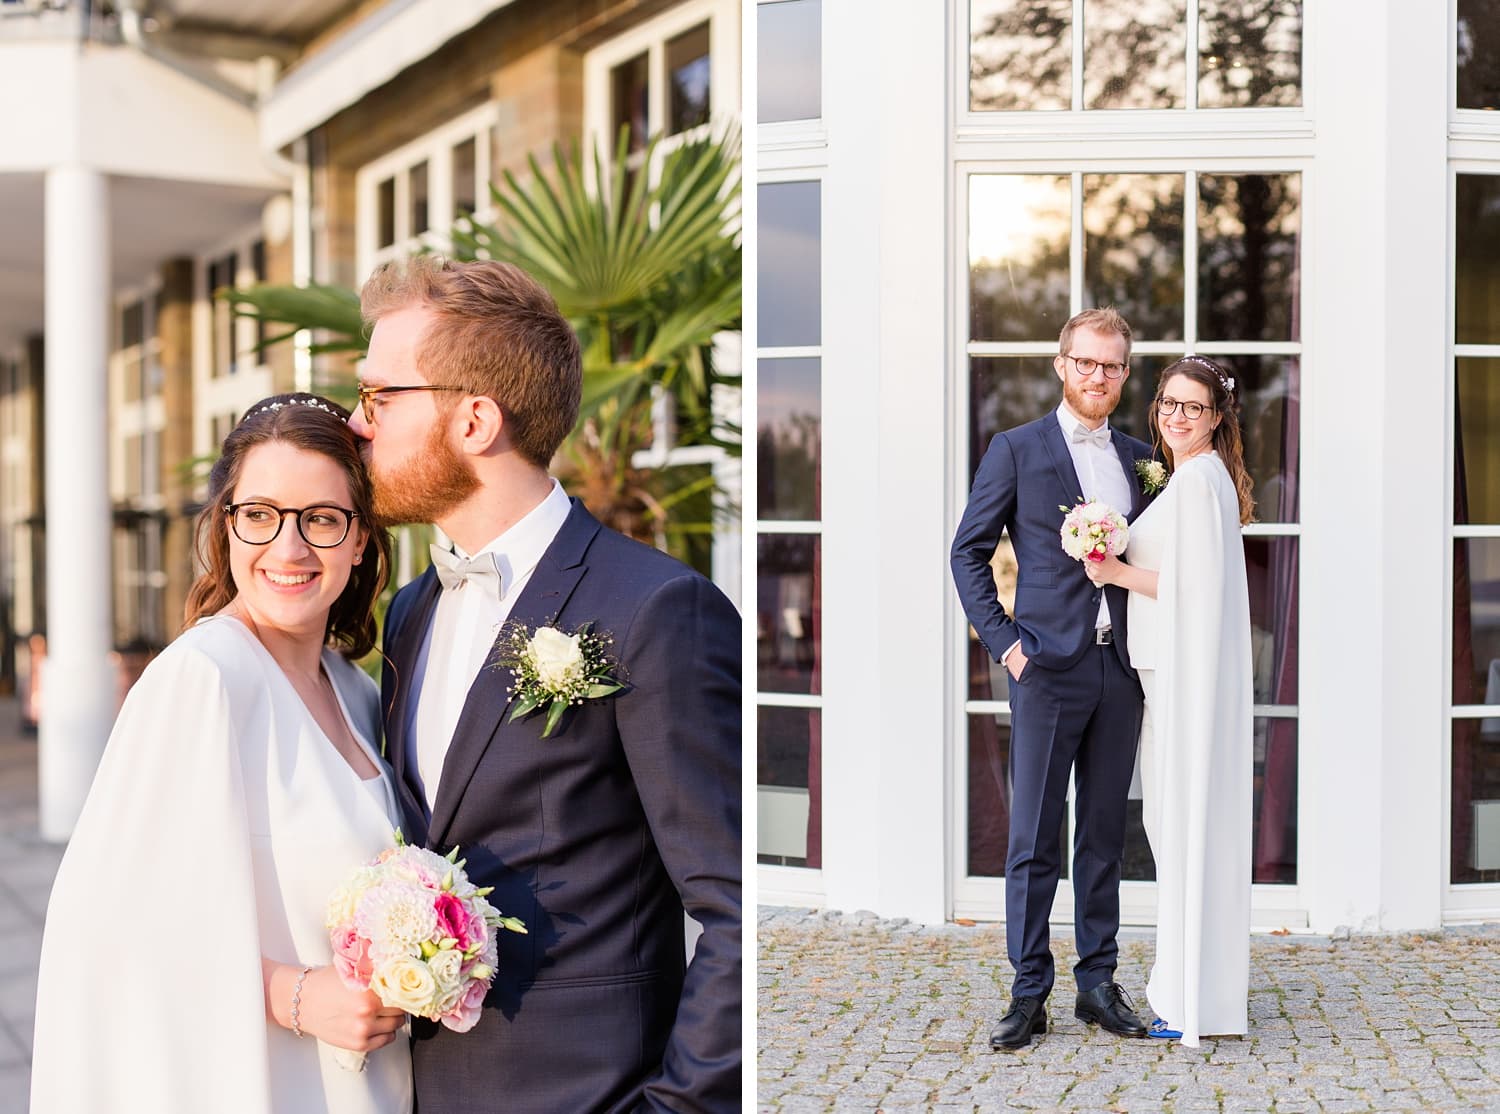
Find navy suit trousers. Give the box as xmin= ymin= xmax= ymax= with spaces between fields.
xmin=1005 ymin=643 xmax=1142 ymax=1000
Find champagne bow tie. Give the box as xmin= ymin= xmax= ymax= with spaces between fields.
xmin=430 ymin=544 xmax=502 ymax=595
xmin=1070 ymin=424 xmax=1112 ymax=449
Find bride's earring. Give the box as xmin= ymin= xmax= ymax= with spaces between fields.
xmin=353 ymin=551 xmax=364 ymax=565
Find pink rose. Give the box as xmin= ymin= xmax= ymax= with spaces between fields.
xmin=433 ymin=893 xmax=474 ymax=947
xmin=331 ymin=926 xmax=375 ymax=988
xmin=442 ymin=975 xmax=490 ymax=1033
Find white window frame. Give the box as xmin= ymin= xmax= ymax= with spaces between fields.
xmin=582 ymin=0 xmax=739 ymax=177
xmin=1447 ymin=0 xmax=1500 ymax=920
xmin=949 ymin=0 xmax=1314 ymax=929
xmin=194 ymin=224 xmax=276 ymax=461
xmin=355 ymin=103 xmax=500 ymax=281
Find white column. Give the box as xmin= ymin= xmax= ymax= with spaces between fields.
xmin=39 ymin=164 xmax=117 ymax=842
xmin=819 ymin=0 xmax=949 ymax=922
xmin=1300 ymin=2 xmax=1447 ymax=931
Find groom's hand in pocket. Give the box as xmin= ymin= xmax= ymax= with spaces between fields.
xmin=1005 ymin=645 xmax=1029 ymax=682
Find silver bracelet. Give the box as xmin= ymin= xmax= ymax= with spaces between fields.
xmin=290 ymin=965 xmax=313 ymax=1038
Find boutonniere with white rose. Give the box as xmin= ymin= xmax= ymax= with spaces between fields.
xmin=1136 ymin=459 xmax=1168 ymax=496
xmin=492 ymin=620 xmax=625 ymax=738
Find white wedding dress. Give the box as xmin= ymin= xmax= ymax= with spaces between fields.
xmin=1125 ymin=451 xmax=1253 ymax=1047
xmin=31 ymin=615 xmax=413 ymax=1113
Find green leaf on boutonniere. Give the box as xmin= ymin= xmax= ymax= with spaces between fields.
xmin=543 ymin=700 xmax=568 ymax=738
xmin=587 ymin=682 xmax=624 ymax=699
xmin=511 ymin=691 xmax=543 ymax=719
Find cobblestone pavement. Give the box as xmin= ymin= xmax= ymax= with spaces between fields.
xmin=0 ymin=700 xmax=59 ymax=1114
xmin=758 ymin=907 xmax=1500 ymax=1113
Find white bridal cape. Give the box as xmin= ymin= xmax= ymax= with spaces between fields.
xmin=1125 ymin=452 xmax=1253 ymax=1048
xmin=31 ymin=615 xmax=412 ymax=1113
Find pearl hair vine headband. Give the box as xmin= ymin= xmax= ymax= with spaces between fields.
xmin=242 ymin=397 xmax=345 ymax=422
xmin=1180 ymin=354 xmax=1234 ymax=393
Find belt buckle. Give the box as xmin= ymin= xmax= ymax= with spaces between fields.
xmin=1095 ymin=627 xmax=1113 ymax=646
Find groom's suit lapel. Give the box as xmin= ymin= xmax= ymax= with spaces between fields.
xmin=1040 ymin=416 xmax=1084 ymax=502
xmin=386 ymin=571 xmax=441 ymax=847
xmin=1111 ymin=434 xmax=1144 ymax=520
xmin=426 ymin=500 xmax=600 ymax=851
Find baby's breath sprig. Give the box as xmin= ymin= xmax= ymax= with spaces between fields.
xmin=491 ymin=619 xmax=625 ymax=738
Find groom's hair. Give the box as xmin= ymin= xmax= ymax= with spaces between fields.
xmin=360 ymin=256 xmax=582 ymax=469
xmin=1058 ymin=307 xmax=1133 ymax=367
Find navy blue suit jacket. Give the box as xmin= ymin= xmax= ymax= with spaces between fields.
xmin=382 ymin=500 xmax=741 ymax=1113
xmin=951 ymin=413 xmax=1154 ymax=675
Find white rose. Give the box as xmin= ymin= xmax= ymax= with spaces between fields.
xmin=370 ymin=955 xmax=439 ymax=1016
xmin=428 ymin=947 xmax=464 ymax=995
xmin=528 ymin=627 xmax=585 ymax=690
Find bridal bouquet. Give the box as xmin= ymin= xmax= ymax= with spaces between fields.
xmin=324 ymin=832 xmax=527 ymax=1068
xmin=1059 ymin=499 xmax=1129 ymax=563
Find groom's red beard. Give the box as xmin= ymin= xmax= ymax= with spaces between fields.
xmin=1064 ymin=376 xmax=1121 ymax=423
xmin=366 ymin=421 xmax=480 ymax=525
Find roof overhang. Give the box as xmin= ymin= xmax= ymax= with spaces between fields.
xmin=258 ymin=0 xmax=518 ymax=154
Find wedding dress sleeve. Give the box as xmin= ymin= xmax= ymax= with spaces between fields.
xmin=31 ymin=627 xmax=274 ymax=1113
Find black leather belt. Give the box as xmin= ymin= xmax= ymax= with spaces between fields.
xmin=1094 ymin=627 xmax=1113 ymax=645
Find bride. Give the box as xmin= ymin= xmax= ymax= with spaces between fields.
xmin=1085 ymin=355 xmax=1255 ymax=1048
xmin=32 ymin=394 xmax=413 ymax=1112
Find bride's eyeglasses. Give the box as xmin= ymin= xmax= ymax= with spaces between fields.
xmin=1156 ymin=396 xmax=1215 ymax=421
xmin=224 ymin=502 xmax=358 ymax=548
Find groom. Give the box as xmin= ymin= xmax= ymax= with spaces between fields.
xmin=352 ymin=256 xmax=741 ymax=1111
xmin=951 ymin=307 xmax=1154 ymax=1051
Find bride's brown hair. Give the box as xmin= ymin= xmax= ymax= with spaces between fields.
xmin=1149 ymin=356 xmax=1257 ymax=526
xmin=182 ymin=394 xmax=392 ymax=658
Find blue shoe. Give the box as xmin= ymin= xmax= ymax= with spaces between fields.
xmin=1148 ymin=1019 xmax=1182 ymax=1040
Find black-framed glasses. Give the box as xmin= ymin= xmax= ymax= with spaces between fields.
xmin=1063 ymin=353 xmax=1127 ymax=380
xmin=224 ymin=502 xmax=358 ymax=548
xmin=1156 ymin=396 xmax=1215 ymax=420
xmin=355 ymin=383 xmax=467 ymax=425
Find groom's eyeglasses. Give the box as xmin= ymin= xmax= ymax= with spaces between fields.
xmin=224 ymin=502 xmax=358 ymax=548
xmin=356 ymin=383 xmax=467 ymax=425
xmin=1063 ymin=354 xmax=1127 ymax=380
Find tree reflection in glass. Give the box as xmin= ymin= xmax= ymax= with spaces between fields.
xmin=758 ymin=357 xmax=821 ymax=522
xmin=1198 ymin=0 xmax=1302 ymax=108
xmin=1084 ymin=0 xmax=1186 ymax=109
xmin=969 ymin=0 xmax=1071 ymax=111
xmin=1456 ymin=176 xmax=1500 ymax=345
xmin=1199 ymin=173 xmax=1301 ymax=343
xmin=1084 ymin=173 xmax=1185 ymax=340
xmin=1458 ymin=0 xmax=1500 ymax=110
xmin=969 ymin=176 xmax=1071 ymax=341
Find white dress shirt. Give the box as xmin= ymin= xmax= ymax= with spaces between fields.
xmin=1056 ymin=402 xmax=1132 ymax=631
xmin=411 ymin=480 xmax=572 ymax=812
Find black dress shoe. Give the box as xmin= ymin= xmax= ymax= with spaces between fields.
xmin=989 ymin=995 xmax=1047 ymax=1050
xmin=1074 ymin=982 xmax=1147 ymax=1037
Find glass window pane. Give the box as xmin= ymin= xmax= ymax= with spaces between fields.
xmin=1246 ymin=536 xmax=1298 ymax=706
xmin=757 ymin=533 xmax=820 ymax=695
xmin=1198 ymin=173 xmax=1301 ymax=343
xmin=1456 ymin=175 xmax=1500 ymax=345
xmin=968 ymin=356 xmax=1065 ymax=469
xmin=1084 ymin=0 xmax=1186 ymax=110
xmin=1457 ymin=359 xmax=1500 ymax=526
xmin=1454 ymin=539 xmax=1500 ymax=705
xmin=410 ymin=161 xmax=429 ymax=236
xmin=377 ymin=177 xmax=396 ymax=249
xmin=453 ymin=138 xmax=477 ymax=218
xmin=667 ymin=22 xmax=711 ymax=133
xmin=1199 ymin=0 xmax=1303 ymax=108
xmin=759 ymin=0 xmax=821 ymax=123
xmin=759 ymin=706 xmax=821 ymax=867
xmin=1452 ymin=719 xmax=1500 ymax=884
xmin=1253 ymin=716 xmax=1297 ymax=884
xmin=966 ymin=713 xmax=1068 ymax=877
xmin=611 ymin=52 xmax=650 ymax=154
xmin=1458 ymin=0 xmax=1500 ymax=110
xmin=969 ymin=0 xmax=1071 ymax=112
xmin=758 ymin=181 xmax=821 ymax=347
xmin=968 ymin=174 xmax=1071 ymax=342
xmin=759 ymin=357 xmax=821 ymax=520
xmin=1083 ymin=173 xmax=1185 ymax=341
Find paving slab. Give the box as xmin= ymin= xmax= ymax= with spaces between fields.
xmin=759 ymin=906 xmax=1500 ymax=1112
